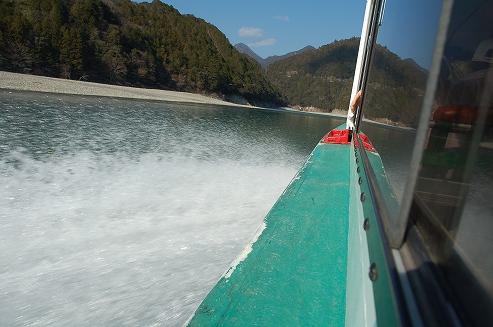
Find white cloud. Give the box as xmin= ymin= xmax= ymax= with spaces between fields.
xmin=238 ymin=27 xmax=263 ymax=38
xmin=248 ymin=38 xmax=277 ymax=47
xmin=274 ymin=15 xmax=290 ymax=22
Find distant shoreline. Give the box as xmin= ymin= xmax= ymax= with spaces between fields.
xmin=0 ymin=71 xmax=346 ymax=118
xmin=0 ymin=71 xmax=412 ymax=130
xmin=0 ymin=71 xmax=251 ymax=107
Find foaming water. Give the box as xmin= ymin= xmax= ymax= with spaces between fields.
xmin=1 ymin=150 xmax=294 ymax=325
xmin=0 ymin=90 xmax=345 ymax=326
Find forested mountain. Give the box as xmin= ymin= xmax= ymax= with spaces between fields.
xmin=264 ymin=46 xmax=315 ymax=68
xmin=267 ymin=38 xmax=427 ymax=127
xmin=0 ymin=0 xmax=428 ymax=120
xmin=267 ymin=38 xmax=358 ymax=113
xmin=362 ymin=44 xmax=427 ymax=127
xmin=0 ymin=0 xmax=284 ymax=106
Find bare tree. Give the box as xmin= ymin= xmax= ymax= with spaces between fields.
xmin=5 ymin=41 xmax=32 ymax=72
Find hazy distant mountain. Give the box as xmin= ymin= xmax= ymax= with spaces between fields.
xmin=234 ymin=43 xmax=266 ymax=67
xmin=234 ymin=43 xmax=315 ymax=69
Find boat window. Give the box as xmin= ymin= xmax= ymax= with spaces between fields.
xmin=358 ymin=0 xmax=443 ymax=207
xmin=408 ymin=0 xmax=493 ymax=324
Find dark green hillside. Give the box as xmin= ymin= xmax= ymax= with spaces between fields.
xmin=267 ymin=38 xmax=427 ymax=126
xmin=364 ymin=44 xmax=427 ymax=127
xmin=0 ymin=0 xmax=284 ymax=106
xmin=267 ymin=38 xmax=359 ymax=112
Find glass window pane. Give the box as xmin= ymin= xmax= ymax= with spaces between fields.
xmin=412 ymin=0 xmax=493 ymax=321
xmin=360 ymin=0 xmax=443 ymax=203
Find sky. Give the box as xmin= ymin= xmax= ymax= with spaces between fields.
xmin=139 ymin=0 xmax=368 ymax=59
xmin=375 ymin=0 xmax=443 ymax=70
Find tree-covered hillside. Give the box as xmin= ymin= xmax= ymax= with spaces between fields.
xmin=0 ymin=0 xmax=284 ymax=106
xmin=363 ymin=44 xmax=427 ymax=127
xmin=267 ymin=38 xmax=359 ymax=112
xmin=267 ymin=38 xmax=427 ymax=126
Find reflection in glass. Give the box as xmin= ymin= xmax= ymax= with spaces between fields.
xmin=412 ymin=0 xmax=493 ymax=321
xmin=362 ymin=0 xmax=442 ymax=129
xmin=360 ymin=0 xmax=443 ymax=212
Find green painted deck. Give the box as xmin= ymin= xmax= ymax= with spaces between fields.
xmin=188 ymin=139 xmax=352 ymax=326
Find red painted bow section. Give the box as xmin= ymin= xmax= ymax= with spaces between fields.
xmin=321 ymin=129 xmax=376 ymax=152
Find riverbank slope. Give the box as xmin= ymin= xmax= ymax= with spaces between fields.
xmin=0 ymin=71 xmax=248 ymax=107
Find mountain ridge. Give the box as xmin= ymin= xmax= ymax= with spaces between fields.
xmin=266 ymin=38 xmax=427 ymax=126
xmin=234 ymin=43 xmax=315 ymax=69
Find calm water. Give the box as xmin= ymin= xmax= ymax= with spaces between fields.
xmin=0 ymin=90 xmax=413 ymax=326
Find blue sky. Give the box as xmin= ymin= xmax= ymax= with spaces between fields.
xmin=376 ymin=0 xmax=443 ymax=69
xmin=142 ymin=0 xmax=368 ymax=59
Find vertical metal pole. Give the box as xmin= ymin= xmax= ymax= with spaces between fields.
xmin=347 ymin=0 xmax=386 ymax=138
xmin=347 ymin=0 xmax=374 ymax=134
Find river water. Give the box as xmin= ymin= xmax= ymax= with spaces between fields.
xmin=0 ymin=90 xmax=413 ymax=326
